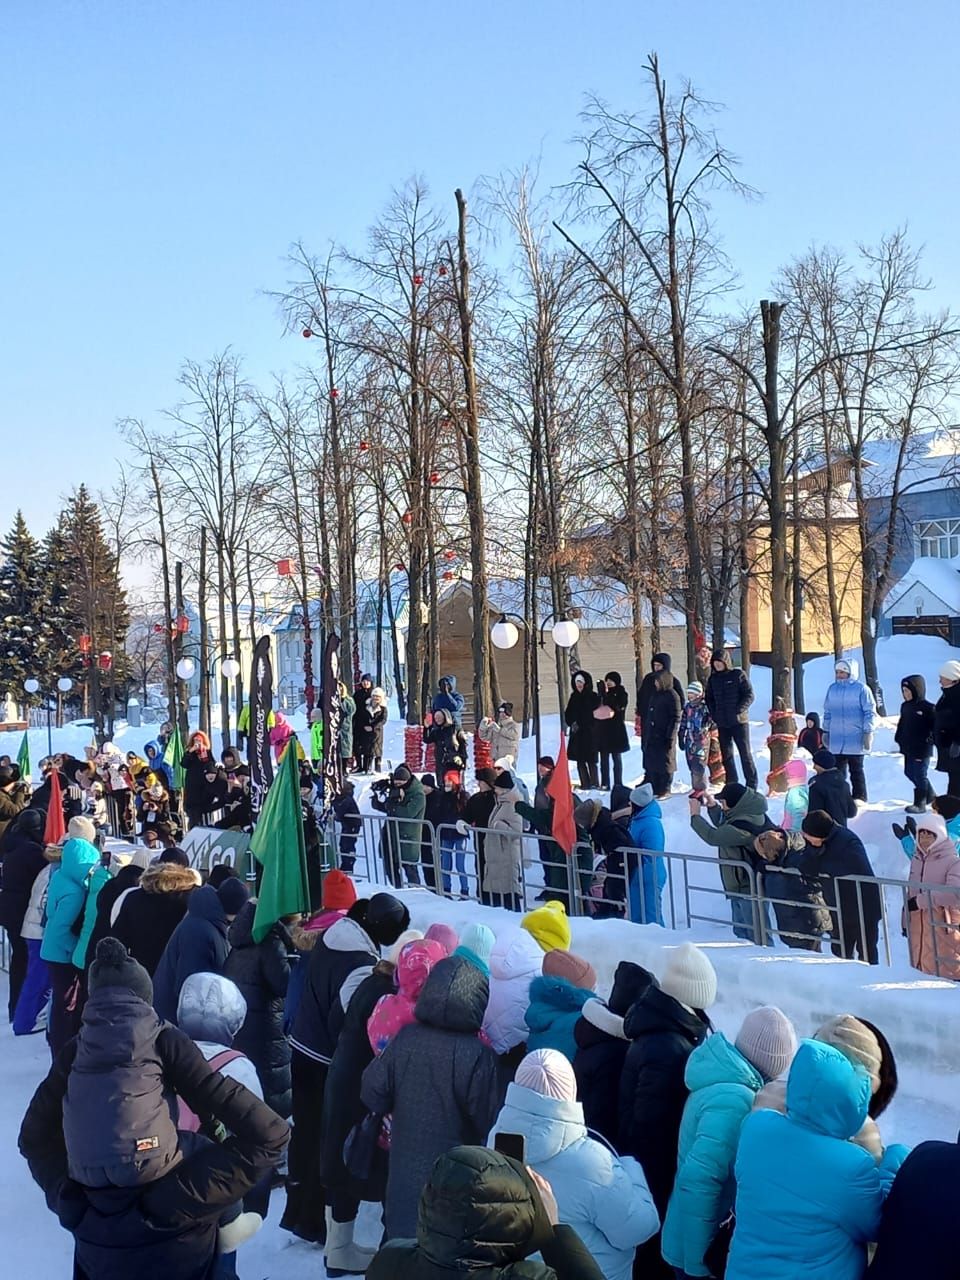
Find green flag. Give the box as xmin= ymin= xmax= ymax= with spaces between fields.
xmin=163 ymin=726 xmax=185 ymax=790
xmin=250 ymin=737 xmax=310 ymax=942
xmin=16 ymin=731 xmax=30 ymax=782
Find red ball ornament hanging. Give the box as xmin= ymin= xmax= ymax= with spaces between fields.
xmin=302 ymin=327 xmax=313 ymax=338
xmin=438 ymin=265 xmax=448 ymax=277
xmin=402 ymin=511 xmax=413 ymax=526
xmin=359 ymin=440 xmax=370 ymax=452
xmin=443 ymin=549 xmax=456 ymax=562
xmin=330 ymin=387 xmax=339 ymax=399
xmin=429 ymin=471 xmax=440 ymax=485
xmin=442 ymin=570 xmax=454 ymax=581
xmin=413 ymin=274 xmax=424 ymax=286
xmin=394 ymin=562 xmax=405 ymax=571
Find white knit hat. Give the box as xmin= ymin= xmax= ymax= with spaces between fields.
xmin=67 ymin=816 xmax=97 ymax=844
xmin=735 ymin=1006 xmax=798 ymax=1081
xmin=660 ymin=943 xmax=718 ymax=1011
xmin=834 ymin=659 xmax=852 ymax=675
xmin=814 ymin=1014 xmax=882 ymax=1093
xmin=515 ymin=1048 xmax=577 ymax=1101
xmin=940 ymin=660 xmax=960 ymax=683
xmin=386 ymin=928 xmax=424 ymax=964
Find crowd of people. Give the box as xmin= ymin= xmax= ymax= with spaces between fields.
xmin=10 ymin=863 xmax=955 ymax=1280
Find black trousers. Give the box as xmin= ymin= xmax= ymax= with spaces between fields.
xmin=717 ymin=723 xmax=758 ymax=789
xmin=576 ymin=757 xmax=598 ymax=789
xmin=832 ymin=907 xmax=880 ymax=965
xmin=6 ymin=929 xmax=27 ymax=1022
xmin=939 ymin=762 xmax=960 ymax=798
xmin=835 ymin=753 xmax=867 ymax=803
xmin=599 ymin=751 xmax=624 ymax=790
xmin=283 ymin=1050 xmax=328 ymax=1239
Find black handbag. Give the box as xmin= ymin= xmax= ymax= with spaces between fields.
xmin=342 ymin=1110 xmax=387 ymax=1196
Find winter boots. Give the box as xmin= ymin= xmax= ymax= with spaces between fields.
xmin=324 ymin=1209 xmax=377 ymax=1276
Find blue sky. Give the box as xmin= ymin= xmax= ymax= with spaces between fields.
xmin=3 ymin=0 xmax=959 ymax=538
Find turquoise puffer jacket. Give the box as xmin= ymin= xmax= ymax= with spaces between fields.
xmin=490 ymin=1081 xmax=658 ymax=1280
xmin=524 ymin=975 xmax=595 ymax=1063
xmin=40 ymin=837 xmax=100 ymax=964
xmin=72 ymin=863 xmax=112 ymax=969
xmin=727 ymin=1040 xmax=903 ymax=1280
xmin=661 ymin=1033 xmax=764 ymax=1277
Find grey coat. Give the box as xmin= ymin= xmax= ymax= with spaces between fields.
xmin=360 ymin=955 xmax=503 ymax=1240
xmin=482 ymin=792 xmax=524 ymax=896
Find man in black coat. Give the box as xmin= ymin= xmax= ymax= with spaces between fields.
xmin=867 ymin=1136 xmax=960 ymax=1277
xmin=19 ymin=939 xmax=289 ymax=1280
xmin=800 ymin=810 xmax=882 ymax=964
xmin=933 ymin=660 xmax=960 ymax=797
xmin=153 ymin=879 xmax=249 ymax=1022
xmin=705 ymin=648 xmax=757 ymax=789
xmin=894 ymin=674 xmax=936 ymax=813
xmin=0 ymin=807 xmax=47 ymax=1018
xmin=223 ymin=900 xmax=292 ymax=1118
xmin=809 ymin=749 xmax=858 ymax=827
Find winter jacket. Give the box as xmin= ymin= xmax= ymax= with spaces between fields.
xmin=638 ymin=654 xmax=685 ymax=734
xmin=595 ymin=681 xmax=630 ymax=755
xmin=0 ymin=784 xmax=28 ymax=842
xmin=867 ymin=1139 xmax=960 ymax=1279
xmin=425 ymin=717 xmax=469 ymax=776
xmin=432 ymin=675 xmax=465 ymax=727
xmin=706 ymin=655 xmax=754 ymax=729
xmin=222 ymin=901 xmax=292 ymax=1116
xmin=727 ymin=1039 xmax=901 ymax=1280
xmin=933 ymin=678 xmax=960 ymax=772
xmin=641 ymin=671 xmax=682 ymax=776
xmin=339 ymin=692 xmax=356 ymax=758
xmin=478 ymin=715 xmax=522 ymax=764
xmin=823 ymin=663 xmax=877 ymax=756
xmin=782 ymin=783 xmax=809 ymax=832
xmin=40 ymin=836 xmax=100 ymax=965
xmin=483 ymin=791 xmax=523 ymax=896
xmin=374 ymin=776 xmax=426 ymax=866
xmin=618 ymin=984 xmax=711 ymax=1215
xmin=63 ymin=987 xmax=180 ymax=1188
xmin=679 ymin=698 xmax=715 ymax=764
xmin=797 ymin=712 xmax=824 ymax=755
xmin=143 ymin=740 xmax=174 ymax=791
xmin=809 ymin=766 xmax=857 ymax=826
xmin=22 ymin=861 xmax=53 ymax=940
xmin=628 ymin=801 xmax=666 ymax=925
xmin=799 ymin=824 xmax=882 ymax=936
xmin=524 ymin=974 xmax=595 ymax=1063
xmin=181 ymin=747 xmax=213 ymax=810
xmin=483 ymin=928 xmax=543 ymax=1053
xmin=110 ymin=862 xmax=197 ymax=975
xmin=565 ymin=671 xmax=601 ymax=763
xmin=84 ymin=864 xmax=144 ymax=965
xmin=661 ymin=1033 xmax=765 ymax=1276
xmin=367 ymin=1145 xmax=607 ymax=1280
xmin=72 ymin=863 xmax=114 ymax=970
xmin=0 ymin=812 xmax=47 ymax=939
xmin=690 ymin=789 xmax=768 ymax=896
xmin=361 ymin=955 xmax=503 ymax=1239
xmin=894 ymin=675 xmax=935 ymax=760
xmin=321 ymin=961 xmax=396 ymax=1200
xmin=904 ymin=833 xmax=960 ymax=979
xmin=490 ymin=1083 xmax=658 ymax=1280
xmin=19 ymin=1019 xmax=288 ymax=1280
xmin=152 ymin=886 xmax=231 ymax=1023
xmin=368 ymin=939 xmax=446 ymax=1055
xmin=761 ymin=832 xmax=832 ymax=943
xmin=290 ymin=913 xmax=380 ymax=1064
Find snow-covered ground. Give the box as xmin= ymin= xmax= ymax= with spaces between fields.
xmin=2 ymin=635 xmax=959 ymax=1276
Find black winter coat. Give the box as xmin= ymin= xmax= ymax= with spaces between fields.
xmin=799 ymin=824 xmax=882 ymax=932
xmin=361 ymin=955 xmax=504 ymax=1240
xmin=19 ymin=1020 xmax=288 ymax=1280
xmin=638 ymin=654 xmax=685 ymax=734
xmin=223 ymin=902 xmax=292 ymax=1117
xmin=84 ymin=865 xmax=145 ymax=968
xmin=934 ymin=681 xmax=960 ymax=772
xmin=111 ymin=861 xmax=197 ymax=976
xmin=808 ymin=767 xmax=857 ymax=827
xmin=573 ymin=961 xmax=655 ymax=1145
xmin=320 ymin=962 xmax=395 ymax=1199
xmin=895 ymin=676 xmax=935 ymax=760
xmin=867 ymin=1139 xmax=960 ymax=1278
xmin=617 ymin=985 xmax=711 ymax=1215
xmin=641 ymin=672 xmax=682 ymax=776
xmin=181 ymin=750 xmax=212 ymax=809
xmin=425 ymin=719 xmax=468 ymax=775
xmin=367 ymin=1145 xmax=604 ymax=1280
xmin=595 ymin=682 xmax=630 ymax=755
xmin=564 ymin=672 xmax=601 ymax=763
xmin=762 ymin=838 xmax=832 ymax=943
xmin=290 ymin=914 xmax=379 ymax=1065
xmin=152 ymin=886 xmax=231 ymax=1023
xmin=0 ymin=815 xmax=47 ymax=936
xmin=705 ymin=663 xmax=754 ymax=728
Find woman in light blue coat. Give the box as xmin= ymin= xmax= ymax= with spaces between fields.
xmin=823 ymin=659 xmax=877 ymax=802
xmin=489 ymin=1049 xmax=658 ymax=1280
xmin=662 ymin=1007 xmax=798 ymax=1279
xmin=726 ymin=1039 xmax=906 ymax=1280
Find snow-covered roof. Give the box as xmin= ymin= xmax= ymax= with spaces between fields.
xmin=797 ymin=427 xmax=960 ymax=499
xmin=883 ymin=556 xmax=960 ymax=616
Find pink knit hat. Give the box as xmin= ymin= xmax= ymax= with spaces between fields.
xmin=735 ymin=1006 xmax=798 ymax=1081
xmin=424 ymin=923 xmax=459 ymax=956
xmin=542 ymin=949 xmax=597 ymax=992
xmin=783 ymin=759 xmax=808 ymax=787
xmin=515 ymin=1048 xmax=577 ymax=1101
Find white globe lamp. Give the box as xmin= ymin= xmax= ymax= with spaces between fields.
xmin=221 ymin=656 xmax=241 ymax=680
xmin=491 ymin=618 xmax=520 ymax=650
xmin=552 ymin=619 xmax=580 ymax=648
xmin=176 ymin=657 xmax=197 ymax=681
xmin=57 ymin=677 xmax=73 ymax=694
xmin=23 ymin=678 xmax=39 ymax=694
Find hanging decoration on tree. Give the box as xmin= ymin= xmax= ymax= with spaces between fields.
xmin=765 ymin=700 xmax=798 ymax=794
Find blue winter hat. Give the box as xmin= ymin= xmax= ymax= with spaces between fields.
xmin=454 ymin=923 xmax=495 ymax=975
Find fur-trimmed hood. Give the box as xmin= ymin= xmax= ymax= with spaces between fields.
xmin=139 ymin=862 xmax=200 ymax=895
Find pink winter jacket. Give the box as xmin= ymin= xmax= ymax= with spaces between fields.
xmin=905 ymin=830 xmax=960 ymax=980
xmin=367 ymin=939 xmax=447 ymax=1055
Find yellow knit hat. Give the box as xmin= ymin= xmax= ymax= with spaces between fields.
xmin=521 ymin=900 xmax=571 ymax=953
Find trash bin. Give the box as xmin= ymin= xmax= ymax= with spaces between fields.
xmin=126 ymin=698 xmax=141 ymax=728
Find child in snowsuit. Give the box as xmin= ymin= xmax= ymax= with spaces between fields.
xmin=781 ymin=758 xmax=810 ymax=830
xmin=678 ymin=681 xmax=716 ymax=795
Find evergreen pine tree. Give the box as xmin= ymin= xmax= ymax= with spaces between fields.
xmin=0 ymin=512 xmax=47 ymax=702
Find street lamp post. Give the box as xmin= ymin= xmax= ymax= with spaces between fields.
xmin=23 ymin=676 xmax=74 ymax=758
xmin=175 ymin=653 xmax=242 ymax=747
xmin=490 ymin=611 xmax=581 ymax=760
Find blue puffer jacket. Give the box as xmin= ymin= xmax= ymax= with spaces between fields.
xmin=431 ymin=675 xmax=465 ymax=727
xmin=661 ymin=1033 xmax=764 ymax=1277
xmin=628 ymin=803 xmax=666 ymax=925
xmin=489 ymin=1081 xmax=659 ymax=1280
xmin=823 ymin=664 xmax=877 ymax=757
xmin=40 ymin=837 xmax=100 ymax=965
xmin=143 ymin=739 xmax=174 ymax=790
xmin=727 ymin=1040 xmax=903 ymax=1280
xmin=524 ymin=975 xmax=595 ymax=1062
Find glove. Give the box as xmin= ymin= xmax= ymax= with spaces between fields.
xmin=862 ymin=732 xmax=874 ymax=753
xmin=456 ymin=819 xmax=469 ymax=836
xmin=891 ymin=822 xmax=906 ymax=842
xmin=905 ymin=816 xmax=918 ymax=839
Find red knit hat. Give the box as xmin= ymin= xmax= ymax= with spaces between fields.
xmin=322 ymin=869 xmax=357 ymax=912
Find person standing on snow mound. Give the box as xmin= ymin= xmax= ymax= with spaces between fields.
xmin=822 ymin=658 xmax=877 ymax=804
xmin=641 ymin=666 xmax=683 ymax=799
xmin=432 ymin=674 xmax=465 ymax=728
xmin=565 ymin=670 xmax=601 ymax=789
xmin=594 ymin=672 xmax=630 ymax=791
xmin=933 ymin=659 xmax=960 ymax=797
xmin=478 ymin=701 xmax=522 ymax=767
xmin=800 ymin=810 xmax=882 ymax=964
xmin=638 ymin=653 xmax=685 ymax=738
xmin=705 ymin=648 xmax=758 ymax=790
xmin=19 ymin=938 xmax=288 ymax=1280
xmin=895 ymin=674 xmax=936 ymax=814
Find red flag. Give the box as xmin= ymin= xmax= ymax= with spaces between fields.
xmin=43 ymin=770 xmax=66 ymax=845
xmin=546 ymin=734 xmax=577 ymax=857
